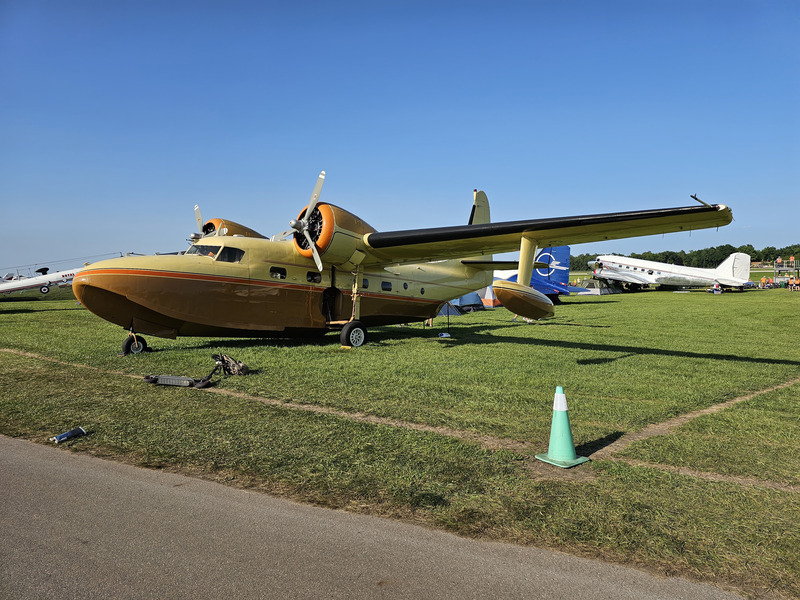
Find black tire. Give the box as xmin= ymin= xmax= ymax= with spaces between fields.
xmin=340 ymin=321 xmax=367 ymax=347
xmin=40 ymin=286 xmax=49 ymax=294
xmin=122 ymin=335 xmax=148 ymax=355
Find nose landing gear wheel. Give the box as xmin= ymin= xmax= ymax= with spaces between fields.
xmin=122 ymin=335 xmax=148 ymax=355
xmin=340 ymin=321 xmax=367 ymax=347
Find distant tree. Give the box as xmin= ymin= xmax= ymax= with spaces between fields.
xmin=777 ymin=244 xmax=800 ymax=260
xmin=569 ymin=253 xmax=595 ymax=271
xmin=761 ymin=246 xmax=778 ymax=262
xmin=737 ymin=244 xmax=757 ymax=261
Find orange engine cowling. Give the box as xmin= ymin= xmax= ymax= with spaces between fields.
xmin=202 ymin=218 xmax=266 ymax=239
xmin=292 ymin=203 xmax=376 ymax=267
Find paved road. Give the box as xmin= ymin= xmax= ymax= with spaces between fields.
xmin=0 ymin=436 xmax=741 ymax=599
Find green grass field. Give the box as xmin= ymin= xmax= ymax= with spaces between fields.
xmin=1 ymin=288 xmax=799 ymax=598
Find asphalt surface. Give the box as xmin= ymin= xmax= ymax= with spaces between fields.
xmin=0 ymin=435 xmax=742 ymax=599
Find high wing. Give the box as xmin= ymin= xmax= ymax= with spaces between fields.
xmin=360 ymin=203 xmax=732 ymax=267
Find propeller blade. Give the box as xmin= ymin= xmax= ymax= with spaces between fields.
xmin=274 ymin=229 xmax=296 ymax=240
xmin=302 ymin=230 xmax=323 ymax=271
xmin=303 ymin=171 xmax=325 ymax=221
xmin=194 ymin=205 xmax=203 ymax=233
xmin=273 ymin=171 xmax=327 ymax=260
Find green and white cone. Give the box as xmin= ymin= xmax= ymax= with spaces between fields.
xmin=535 ymin=386 xmax=589 ymax=468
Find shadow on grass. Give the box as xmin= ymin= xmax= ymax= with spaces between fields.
xmin=125 ymin=321 xmax=800 ymax=369
xmin=0 ymin=305 xmax=83 ymax=314
xmin=576 ymin=431 xmax=625 ymax=456
xmin=577 ymin=353 xmax=637 ymax=365
xmin=372 ymin=323 xmax=800 ymax=367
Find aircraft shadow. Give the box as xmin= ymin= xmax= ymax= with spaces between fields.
xmin=404 ymin=323 xmax=800 ymax=368
xmin=558 ymin=298 xmax=621 ymax=305
xmin=188 ymin=337 xmax=332 ymax=351
xmin=148 ymin=321 xmax=800 ymax=369
xmin=0 ymin=305 xmax=83 ymax=315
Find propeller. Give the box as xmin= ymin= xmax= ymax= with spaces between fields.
xmin=288 ymin=171 xmax=326 ymax=271
xmin=194 ymin=205 xmax=203 ymax=233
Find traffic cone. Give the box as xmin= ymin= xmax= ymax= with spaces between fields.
xmin=535 ymin=386 xmax=589 ymax=468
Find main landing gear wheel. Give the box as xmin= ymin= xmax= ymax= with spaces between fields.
xmin=340 ymin=321 xmax=367 ymax=347
xmin=122 ymin=335 xmax=148 ymax=355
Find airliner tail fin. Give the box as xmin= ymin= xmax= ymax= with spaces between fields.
xmin=715 ymin=253 xmax=751 ymax=282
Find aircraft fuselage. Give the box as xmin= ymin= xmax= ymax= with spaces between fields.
xmin=72 ymin=237 xmax=491 ymax=339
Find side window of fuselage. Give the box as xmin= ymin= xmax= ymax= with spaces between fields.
xmin=217 ymin=247 xmax=245 ymax=263
xmin=187 ymin=244 xmax=221 ymax=258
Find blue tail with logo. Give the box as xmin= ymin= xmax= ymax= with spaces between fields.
xmin=507 ymin=246 xmax=571 ymax=300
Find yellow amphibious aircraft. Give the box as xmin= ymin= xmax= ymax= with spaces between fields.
xmin=73 ymin=172 xmax=733 ymax=353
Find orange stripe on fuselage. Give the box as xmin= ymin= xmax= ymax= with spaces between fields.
xmin=81 ymin=268 xmax=442 ymax=305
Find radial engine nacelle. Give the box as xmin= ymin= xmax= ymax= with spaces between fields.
xmin=291 ymin=203 xmax=377 ymax=270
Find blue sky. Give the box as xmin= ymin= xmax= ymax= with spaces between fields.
xmin=2 ymin=0 xmax=798 ymax=272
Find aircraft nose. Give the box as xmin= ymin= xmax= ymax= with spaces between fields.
xmin=73 ymin=260 xmax=135 ymax=328
xmin=73 ymin=257 xmax=182 ymax=338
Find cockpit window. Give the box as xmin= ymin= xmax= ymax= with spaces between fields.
xmin=217 ymin=247 xmax=245 ymax=263
xmin=186 ymin=244 xmax=221 ymax=257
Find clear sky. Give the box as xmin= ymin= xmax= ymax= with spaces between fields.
xmin=2 ymin=0 xmax=798 ymax=273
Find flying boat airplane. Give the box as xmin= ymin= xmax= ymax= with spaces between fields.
xmin=589 ymin=252 xmax=751 ymax=291
xmin=72 ymin=172 xmax=734 ymax=353
xmin=0 ymin=266 xmax=83 ymax=297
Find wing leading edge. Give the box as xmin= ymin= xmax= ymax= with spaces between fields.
xmin=361 ymin=203 xmax=732 ymax=266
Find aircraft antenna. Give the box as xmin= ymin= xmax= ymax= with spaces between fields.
xmin=690 ymin=194 xmax=711 ymax=208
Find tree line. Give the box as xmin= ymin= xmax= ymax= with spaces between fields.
xmin=570 ymin=243 xmax=800 ymax=271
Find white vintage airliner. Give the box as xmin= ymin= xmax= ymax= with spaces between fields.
xmin=590 ymin=252 xmax=751 ymax=291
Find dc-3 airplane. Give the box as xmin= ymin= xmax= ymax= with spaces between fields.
xmin=0 ymin=266 xmax=83 ymax=297
xmin=589 ymin=252 xmax=751 ymax=291
xmin=72 ymin=172 xmax=733 ymax=353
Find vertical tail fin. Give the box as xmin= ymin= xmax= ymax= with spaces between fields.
xmin=714 ymin=253 xmax=751 ymax=281
xmin=468 ymin=190 xmax=490 ymax=225
xmin=534 ymin=246 xmax=571 ymax=286
xmin=466 ymin=190 xmax=492 ymax=266
xmin=505 ymin=246 xmax=571 ymax=297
